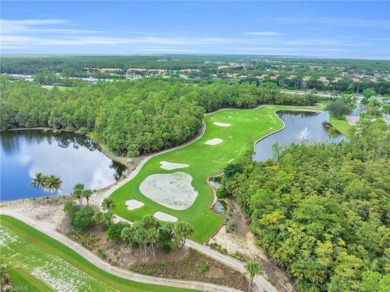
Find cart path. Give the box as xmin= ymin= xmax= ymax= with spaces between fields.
xmin=0 ymin=210 xmax=240 ymax=292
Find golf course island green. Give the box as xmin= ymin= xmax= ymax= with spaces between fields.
xmin=110 ymin=105 xmax=320 ymax=243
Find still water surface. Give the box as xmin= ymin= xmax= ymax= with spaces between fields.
xmin=253 ymin=111 xmax=345 ymax=161
xmin=0 ymin=130 xmax=126 ymax=201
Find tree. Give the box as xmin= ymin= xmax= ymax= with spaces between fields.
xmin=72 ymin=183 xmax=85 ymax=207
xmin=141 ymin=215 xmax=160 ymax=229
xmin=326 ymin=101 xmax=351 ymax=118
xmin=31 ymin=172 xmax=45 ymax=190
xmin=82 ymin=189 xmax=93 ymax=206
xmin=173 ymin=221 xmax=194 ymax=248
xmin=224 ymin=163 xmax=243 ymax=178
xmin=121 ymin=226 xmax=136 ymax=247
xmin=45 ymin=175 xmax=62 ymax=193
xmin=362 ymin=88 xmax=376 ymax=99
xmin=102 ymin=197 xmax=115 ymax=211
xmin=108 ymin=221 xmax=130 ymax=240
xmin=94 ymin=211 xmax=113 ymax=230
xmin=71 ymin=206 xmax=95 ymax=233
xmin=145 ymin=228 xmax=159 ymax=260
xmin=63 ymin=201 xmax=81 ymax=218
xmin=245 ymin=260 xmax=262 ymax=292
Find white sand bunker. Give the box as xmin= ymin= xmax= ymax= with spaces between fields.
xmin=160 ymin=161 xmax=189 ymax=170
xmin=205 ymin=138 xmax=223 ymax=145
xmin=153 ymin=211 xmax=178 ymax=222
xmin=214 ymin=122 xmax=231 ymax=127
xmin=125 ymin=199 xmax=144 ymax=210
xmin=139 ymin=172 xmax=198 ymax=210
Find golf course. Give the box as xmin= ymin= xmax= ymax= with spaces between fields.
xmin=0 ymin=215 xmax=192 ymax=292
xmin=110 ymin=105 xmax=323 ymax=243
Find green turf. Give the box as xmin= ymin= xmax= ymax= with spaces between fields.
xmin=111 ymin=105 xmax=321 ymax=243
xmin=7 ymin=264 xmax=51 ymax=292
xmin=330 ymin=115 xmax=353 ymax=137
xmin=0 ymin=215 xmax=192 ymax=292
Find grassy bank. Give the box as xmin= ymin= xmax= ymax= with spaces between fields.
xmin=330 ymin=115 xmax=353 ymax=137
xmin=0 ymin=215 xmax=191 ymax=292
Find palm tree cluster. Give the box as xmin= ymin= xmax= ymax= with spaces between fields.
xmin=118 ymin=216 xmax=194 ymax=260
xmin=72 ymin=183 xmax=93 ymax=207
xmin=31 ymin=172 xmax=62 ymax=193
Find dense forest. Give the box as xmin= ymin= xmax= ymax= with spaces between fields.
xmin=0 ymin=77 xmax=318 ymax=156
xmin=220 ymin=119 xmax=390 ymax=291
xmin=2 ymin=55 xmax=389 ymax=75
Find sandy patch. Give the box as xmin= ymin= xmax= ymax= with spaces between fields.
xmin=153 ymin=211 xmax=178 ymax=222
xmin=139 ymin=172 xmax=198 ymax=210
xmin=213 ymin=122 xmax=231 ymax=127
xmin=125 ymin=199 xmax=144 ymax=211
xmin=205 ymin=138 xmax=223 ymax=145
xmin=160 ymin=161 xmax=189 ymax=170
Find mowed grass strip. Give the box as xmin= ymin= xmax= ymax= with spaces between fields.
xmin=0 ymin=215 xmax=192 ymax=292
xmin=112 ymin=105 xmax=320 ymax=243
xmin=7 ymin=264 xmax=51 ymax=292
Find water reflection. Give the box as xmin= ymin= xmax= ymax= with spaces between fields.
xmin=0 ymin=130 xmax=126 ymax=201
xmin=253 ymin=111 xmax=345 ymax=161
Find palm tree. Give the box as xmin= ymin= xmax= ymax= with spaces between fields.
xmin=245 ymin=260 xmax=262 ymax=292
xmin=141 ymin=215 xmax=160 ymax=229
xmin=73 ymin=183 xmax=85 ymax=207
xmin=173 ymin=221 xmax=194 ymax=248
xmin=31 ymin=172 xmax=45 ymax=190
xmin=102 ymin=197 xmax=115 ymax=211
xmin=145 ymin=228 xmax=159 ymax=260
xmin=46 ymin=175 xmax=62 ymax=194
xmin=121 ymin=226 xmax=136 ymax=247
xmin=82 ymin=189 xmax=93 ymax=206
xmin=134 ymin=227 xmax=147 ymax=254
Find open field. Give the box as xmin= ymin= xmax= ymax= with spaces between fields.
xmin=111 ymin=105 xmax=324 ymax=243
xmin=0 ymin=215 xmax=190 ymax=292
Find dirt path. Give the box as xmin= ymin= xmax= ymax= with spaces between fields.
xmin=0 ymin=210 xmax=240 ymax=292
xmin=211 ymin=200 xmax=295 ymax=292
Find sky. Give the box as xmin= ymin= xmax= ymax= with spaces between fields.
xmin=1 ymin=1 xmax=389 ymax=59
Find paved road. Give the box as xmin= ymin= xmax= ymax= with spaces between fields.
xmin=0 ymin=210 xmax=240 ymax=292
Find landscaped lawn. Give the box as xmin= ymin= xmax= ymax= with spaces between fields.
xmin=111 ymin=105 xmax=323 ymax=243
xmin=0 ymin=215 xmax=191 ymax=292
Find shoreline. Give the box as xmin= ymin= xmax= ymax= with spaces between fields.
xmin=1 ymin=105 xmax=324 ymax=206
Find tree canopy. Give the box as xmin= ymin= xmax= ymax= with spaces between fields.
xmin=1 ymin=77 xmax=319 ymax=156
xmin=221 ymin=119 xmax=390 ymax=291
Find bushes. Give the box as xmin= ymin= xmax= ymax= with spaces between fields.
xmin=63 ymin=201 xmax=95 ymax=233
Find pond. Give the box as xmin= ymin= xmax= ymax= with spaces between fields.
xmin=253 ymin=111 xmax=345 ymax=161
xmin=0 ymin=130 xmax=127 ymax=201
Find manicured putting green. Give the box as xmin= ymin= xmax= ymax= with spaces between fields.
xmin=0 ymin=215 xmax=191 ymax=292
xmin=111 ymin=105 xmax=314 ymax=243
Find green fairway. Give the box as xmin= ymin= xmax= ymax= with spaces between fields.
xmin=0 ymin=215 xmax=191 ymax=292
xmin=111 ymin=105 xmax=321 ymax=243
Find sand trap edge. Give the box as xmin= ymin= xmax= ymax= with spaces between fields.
xmin=153 ymin=211 xmax=178 ymax=222
xmin=125 ymin=199 xmax=145 ymax=211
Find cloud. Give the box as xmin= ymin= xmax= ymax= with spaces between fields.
xmin=246 ymin=31 xmax=282 ymax=36
xmin=0 ymin=19 xmax=103 ymax=34
xmin=275 ymin=17 xmax=389 ymax=29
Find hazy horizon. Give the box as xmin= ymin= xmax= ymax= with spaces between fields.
xmin=1 ymin=1 xmax=389 ymax=59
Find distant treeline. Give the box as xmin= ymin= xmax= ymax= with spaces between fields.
xmin=0 ymin=77 xmax=318 ymax=156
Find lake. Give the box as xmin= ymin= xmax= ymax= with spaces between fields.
xmin=253 ymin=111 xmax=345 ymax=161
xmin=0 ymin=130 xmax=126 ymax=201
